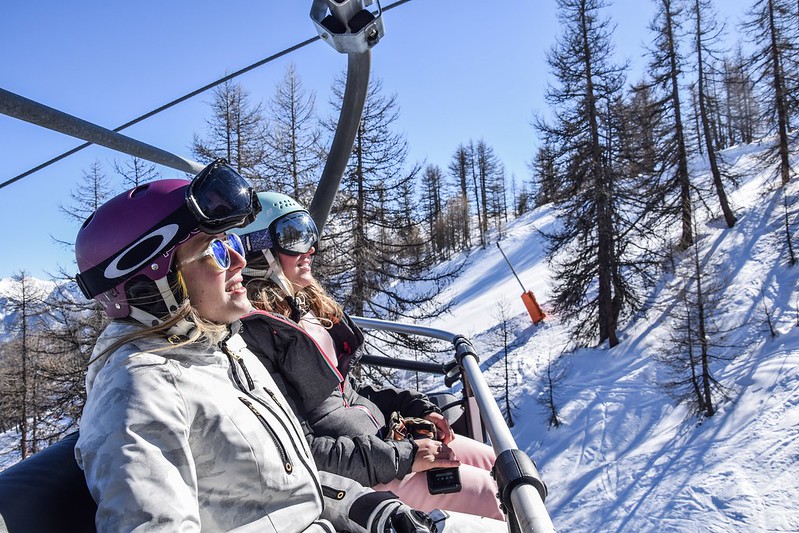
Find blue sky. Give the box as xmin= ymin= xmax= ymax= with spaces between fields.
xmin=0 ymin=0 xmax=752 ymax=279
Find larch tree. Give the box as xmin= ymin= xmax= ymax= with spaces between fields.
xmin=535 ymin=0 xmax=630 ymax=348
xmin=191 ymin=80 xmax=269 ymax=187
xmin=263 ymin=64 xmax=325 ymax=203
xmin=722 ymin=47 xmax=759 ymax=146
xmin=689 ymin=0 xmax=737 ymax=227
xmin=58 ymin=160 xmax=114 ymax=225
xmin=743 ymin=0 xmax=798 ymax=186
xmin=0 ymin=272 xmax=48 ymax=458
xmin=113 ymin=156 xmax=160 ymax=189
xmin=448 ymin=144 xmax=473 ymax=250
xmin=319 ymin=76 xmax=443 ymax=321
xmin=644 ymin=0 xmax=695 ymax=249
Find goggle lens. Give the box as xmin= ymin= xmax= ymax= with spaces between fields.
xmin=273 ymin=212 xmax=318 ymax=256
xmin=187 ymin=159 xmax=261 ymax=233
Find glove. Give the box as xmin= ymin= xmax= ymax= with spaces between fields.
xmin=385 ymin=504 xmax=436 ymax=533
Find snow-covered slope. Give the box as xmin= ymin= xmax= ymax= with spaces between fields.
xmin=421 ymin=140 xmax=799 ymax=532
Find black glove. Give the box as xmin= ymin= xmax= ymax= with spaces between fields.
xmin=385 ymin=504 xmax=436 ymax=533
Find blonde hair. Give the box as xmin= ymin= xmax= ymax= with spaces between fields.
xmin=90 ymin=271 xmax=230 ymax=365
xmin=246 ymin=276 xmax=343 ymax=328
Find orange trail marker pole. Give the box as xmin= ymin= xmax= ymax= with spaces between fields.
xmin=496 ymin=243 xmax=545 ymax=324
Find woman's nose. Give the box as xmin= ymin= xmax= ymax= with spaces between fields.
xmin=229 ymin=246 xmax=246 ymax=271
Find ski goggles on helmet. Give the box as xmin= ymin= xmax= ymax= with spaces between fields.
xmin=272 ymin=211 xmax=319 ymax=256
xmin=180 ymin=233 xmax=245 ymax=271
xmin=186 ymin=158 xmax=261 ymax=233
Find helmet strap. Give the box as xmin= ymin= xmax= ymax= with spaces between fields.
xmin=126 ymin=276 xmax=195 ymax=338
xmin=242 ymin=249 xmax=295 ymax=297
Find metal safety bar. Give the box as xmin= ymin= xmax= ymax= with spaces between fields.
xmin=351 ymin=315 xmax=555 ymax=532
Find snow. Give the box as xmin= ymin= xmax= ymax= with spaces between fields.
xmin=416 ymin=140 xmax=799 ymax=532
xmin=2 ymin=140 xmax=799 ymax=531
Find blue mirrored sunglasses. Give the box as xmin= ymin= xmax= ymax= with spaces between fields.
xmin=180 ymin=233 xmax=245 ymax=271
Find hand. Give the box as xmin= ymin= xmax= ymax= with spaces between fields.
xmin=410 ymin=438 xmax=460 ymax=472
xmin=387 ymin=504 xmax=437 ymax=532
xmin=423 ymin=412 xmax=455 ymax=444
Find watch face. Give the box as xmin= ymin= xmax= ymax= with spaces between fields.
xmin=427 ymin=467 xmax=462 ymax=495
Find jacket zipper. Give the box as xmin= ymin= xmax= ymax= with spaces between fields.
xmin=263 ymin=387 xmax=309 ymax=452
xmin=239 ymin=397 xmax=292 ymax=473
xmin=220 ymin=341 xmax=325 ymax=506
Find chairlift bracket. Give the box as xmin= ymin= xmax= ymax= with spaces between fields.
xmin=310 ymin=0 xmax=384 ymax=54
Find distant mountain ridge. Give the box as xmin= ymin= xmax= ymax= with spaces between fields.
xmin=0 ymin=277 xmax=76 ymax=343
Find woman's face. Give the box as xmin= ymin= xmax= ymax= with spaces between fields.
xmin=278 ymin=247 xmax=316 ymax=289
xmin=176 ymin=232 xmax=251 ymax=324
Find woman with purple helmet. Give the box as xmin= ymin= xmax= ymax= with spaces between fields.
xmin=72 ymin=160 xmax=447 ymax=532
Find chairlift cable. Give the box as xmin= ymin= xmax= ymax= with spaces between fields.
xmin=0 ymin=0 xmax=413 ymax=192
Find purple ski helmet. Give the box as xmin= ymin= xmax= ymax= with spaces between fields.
xmin=75 ymin=159 xmax=261 ymax=321
xmin=75 ymin=179 xmax=193 ymax=318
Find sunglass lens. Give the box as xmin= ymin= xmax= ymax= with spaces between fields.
xmin=227 ymin=233 xmax=245 ymax=258
xmin=209 ymin=239 xmax=231 ymax=270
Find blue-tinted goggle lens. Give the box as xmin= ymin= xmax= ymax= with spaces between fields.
xmin=187 ymin=159 xmax=261 ymax=233
xmin=272 ymin=212 xmax=318 ymax=256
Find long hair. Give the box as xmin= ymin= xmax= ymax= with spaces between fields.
xmin=90 ymin=270 xmax=230 ymax=365
xmin=246 ymin=275 xmax=343 ymax=328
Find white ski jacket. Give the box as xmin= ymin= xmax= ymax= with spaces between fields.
xmin=75 ymin=320 xmax=404 ymax=533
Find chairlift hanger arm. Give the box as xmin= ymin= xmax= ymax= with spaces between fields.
xmin=308 ymin=0 xmax=385 ymax=233
xmin=0 ymin=88 xmax=204 ymax=175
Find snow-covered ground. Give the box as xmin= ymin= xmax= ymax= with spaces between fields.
xmin=1 ymin=140 xmax=798 ymax=531
xmin=420 ymin=140 xmax=799 ymax=532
